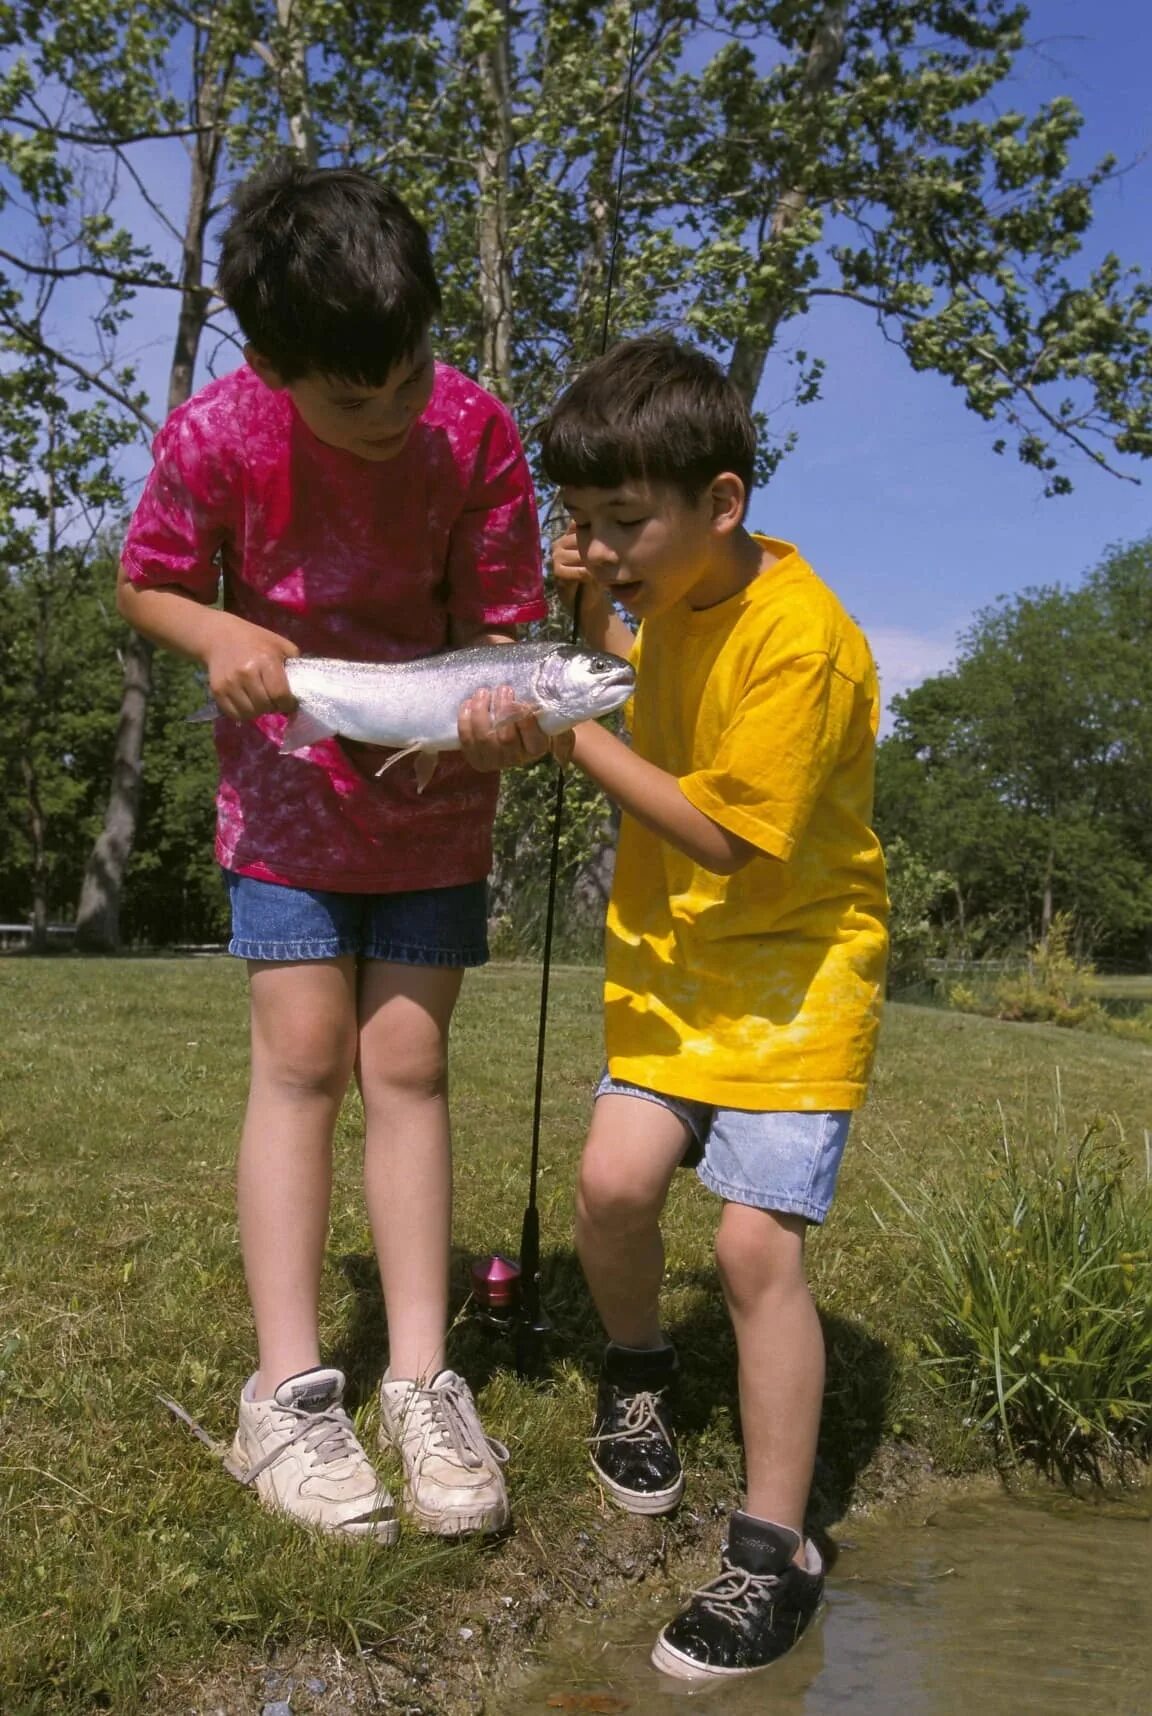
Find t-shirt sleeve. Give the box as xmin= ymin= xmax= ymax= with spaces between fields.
xmin=120 ymin=410 xmax=235 ymax=600
xmin=679 ymin=651 xmax=856 ymax=861
xmin=445 ymin=407 xmax=546 ymax=627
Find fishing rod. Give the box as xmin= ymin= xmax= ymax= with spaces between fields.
xmin=471 ymin=6 xmax=643 ymax=1374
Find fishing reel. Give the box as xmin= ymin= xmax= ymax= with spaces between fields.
xmin=470 ymin=1210 xmax=551 ymax=1376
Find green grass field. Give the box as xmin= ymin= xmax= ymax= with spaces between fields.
xmin=2 ymin=957 xmax=1150 ymax=1713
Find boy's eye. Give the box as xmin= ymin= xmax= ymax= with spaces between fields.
xmin=401 ymin=364 xmax=430 ymax=392
xmin=339 ymin=400 xmax=368 ymax=414
xmin=616 ymin=517 xmax=648 ymax=529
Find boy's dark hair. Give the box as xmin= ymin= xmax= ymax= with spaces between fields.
xmin=539 ymin=335 xmax=756 ymax=502
xmin=217 ymin=158 xmax=442 ymax=385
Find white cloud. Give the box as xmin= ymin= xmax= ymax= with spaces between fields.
xmin=866 ymin=626 xmax=956 ymax=733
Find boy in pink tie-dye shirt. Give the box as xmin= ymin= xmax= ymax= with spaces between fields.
xmin=118 ymin=159 xmax=549 ymax=1541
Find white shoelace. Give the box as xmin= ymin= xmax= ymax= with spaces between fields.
xmin=590 ymin=1388 xmax=672 ymax=1447
xmin=399 ymin=1378 xmax=509 ymax=1471
xmin=239 ymin=1401 xmax=363 ymax=1485
xmin=691 ymin=1562 xmax=780 ymax=1620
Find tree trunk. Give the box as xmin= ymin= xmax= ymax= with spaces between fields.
xmin=74 ymin=632 xmax=154 ymax=950
xmin=74 ymin=57 xmax=224 ymax=951
xmin=275 ymin=0 xmax=317 ymax=164
xmin=475 ymin=0 xmax=514 ymax=401
xmin=1040 ymin=841 xmax=1055 ymax=944
xmin=726 ymin=2 xmax=848 ymax=407
xmin=21 ymin=750 xmax=49 ymax=954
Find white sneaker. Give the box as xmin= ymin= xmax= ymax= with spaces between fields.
xmin=230 ymin=1367 xmax=398 ymax=1540
xmin=379 ymin=1368 xmax=510 ymax=1535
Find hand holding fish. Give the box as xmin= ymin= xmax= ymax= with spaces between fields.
xmin=204 ymin=618 xmax=301 ymax=721
xmin=457 ymin=684 xmax=570 ymax=772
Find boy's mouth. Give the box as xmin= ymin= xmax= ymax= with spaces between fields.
xmin=360 ymin=427 xmax=409 ymax=454
xmin=607 ymin=579 xmax=643 ymax=603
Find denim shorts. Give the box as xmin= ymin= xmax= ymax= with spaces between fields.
xmin=224 ymin=872 xmax=489 ymax=966
xmin=595 ymin=1073 xmax=851 ymax=1223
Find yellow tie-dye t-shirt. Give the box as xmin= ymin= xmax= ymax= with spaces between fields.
xmin=605 ymin=537 xmax=888 ymax=1110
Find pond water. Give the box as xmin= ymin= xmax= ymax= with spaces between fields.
xmin=501 ymin=1490 xmax=1152 ymax=1714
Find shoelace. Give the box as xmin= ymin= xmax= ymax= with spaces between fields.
xmin=591 ymin=1387 xmax=671 ymax=1447
xmin=691 ymin=1561 xmax=780 ymax=1621
xmin=238 ymin=1400 xmax=362 ymax=1486
xmin=401 ymin=1379 xmax=509 ymax=1471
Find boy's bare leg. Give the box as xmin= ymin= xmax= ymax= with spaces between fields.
xmin=575 ymin=1093 xmax=691 ymax=1349
xmin=357 ymin=962 xmax=463 ymax=1382
xmin=238 ymin=958 xmax=359 ymax=1399
xmin=715 ymin=1202 xmax=823 ymax=1554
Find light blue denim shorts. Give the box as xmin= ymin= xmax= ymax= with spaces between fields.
xmin=595 ymin=1073 xmax=851 ymax=1223
xmin=224 ymin=872 xmax=489 ymax=966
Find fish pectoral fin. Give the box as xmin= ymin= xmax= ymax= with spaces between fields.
xmin=373 ymin=741 xmax=425 ymax=779
xmin=280 ymin=710 xmax=337 ymax=752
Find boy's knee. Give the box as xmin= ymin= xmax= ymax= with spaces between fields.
xmin=253 ymin=1021 xmax=356 ymax=1102
xmin=715 ymin=1204 xmax=809 ymax=1304
xmin=577 ymin=1150 xmax=662 ymax=1234
xmin=361 ymin=1051 xmax=448 ymax=1108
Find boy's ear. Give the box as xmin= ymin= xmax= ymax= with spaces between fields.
xmin=245 ymin=345 xmax=288 ymax=391
xmin=709 ymin=473 xmax=747 ymax=533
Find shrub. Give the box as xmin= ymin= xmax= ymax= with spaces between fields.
xmin=949 ymin=915 xmax=1110 ymax=1030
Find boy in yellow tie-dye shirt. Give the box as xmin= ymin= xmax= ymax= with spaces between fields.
xmin=540 ymin=336 xmax=888 ymax=1682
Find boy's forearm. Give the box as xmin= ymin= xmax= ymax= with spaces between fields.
xmin=117 ymin=568 xmax=241 ymax=663
xmin=570 ymin=721 xmax=756 ymax=875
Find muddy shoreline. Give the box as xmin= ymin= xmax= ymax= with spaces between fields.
xmin=160 ymin=1439 xmax=1010 ymax=1716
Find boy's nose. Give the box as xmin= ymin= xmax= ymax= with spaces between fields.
xmin=584 ymin=542 xmax=618 ymax=575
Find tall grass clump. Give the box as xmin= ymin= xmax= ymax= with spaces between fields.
xmin=875 ymin=1124 xmax=1152 ymax=1483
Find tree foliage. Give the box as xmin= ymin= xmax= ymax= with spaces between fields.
xmin=875 ymin=535 xmax=1152 ymax=962
xmin=2 ymin=1 xmax=1151 ymax=941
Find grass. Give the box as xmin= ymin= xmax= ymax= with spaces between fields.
xmin=872 ymin=1123 xmax=1152 ymax=1481
xmin=2 ymin=957 xmax=1151 ymax=1712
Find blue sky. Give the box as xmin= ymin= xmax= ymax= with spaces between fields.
xmin=8 ymin=3 xmax=1150 ymax=720
xmin=754 ymin=1 xmax=1152 ymax=711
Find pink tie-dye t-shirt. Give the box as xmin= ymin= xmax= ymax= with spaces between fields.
xmin=122 ymin=362 xmax=547 ymax=893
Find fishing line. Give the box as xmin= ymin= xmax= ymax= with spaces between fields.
xmin=512 ymin=4 xmax=644 ymax=1366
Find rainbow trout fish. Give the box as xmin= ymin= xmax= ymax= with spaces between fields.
xmin=196 ymin=640 xmax=634 ymax=791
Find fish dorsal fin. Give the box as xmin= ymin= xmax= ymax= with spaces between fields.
xmin=281 ymin=710 xmax=338 ymax=752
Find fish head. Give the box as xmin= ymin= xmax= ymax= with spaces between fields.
xmin=532 ymin=643 xmax=635 ymax=732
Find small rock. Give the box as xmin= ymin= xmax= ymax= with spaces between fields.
xmin=457 ymin=1626 xmax=474 ymax=1642
xmin=305 ymin=1682 xmax=326 ymax=1696
xmin=261 ymin=1703 xmax=294 ymax=1716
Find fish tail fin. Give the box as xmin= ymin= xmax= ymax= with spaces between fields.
xmin=186 ymin=699 xmax=219 ymax=724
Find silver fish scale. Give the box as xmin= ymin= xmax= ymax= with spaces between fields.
xmin=282 ymin=642 xmax=633 ymax=751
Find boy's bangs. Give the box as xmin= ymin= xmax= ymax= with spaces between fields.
xmin=540 ymin=414 xmax=650 ymax=491
xmin=301 ymin=312 xmax=429 ymax=388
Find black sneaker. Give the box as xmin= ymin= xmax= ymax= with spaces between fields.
xmin=588 ymin=1342 xmax=684 ymax=1515
xmin=651 ymin=1512 xmax=824 ymax=1679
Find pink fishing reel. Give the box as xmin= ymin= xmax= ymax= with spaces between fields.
xmin=470 ymin=1253 xmax=522 ymax=1321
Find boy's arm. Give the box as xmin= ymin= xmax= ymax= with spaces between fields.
xmin=116 ymin=566 xmax=299 ymax=719
xmin=567 ymin=721 xmax=759 ymax=875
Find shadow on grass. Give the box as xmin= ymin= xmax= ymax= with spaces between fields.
xmin=331 ymin=1241 xmax=894 ymax=1539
